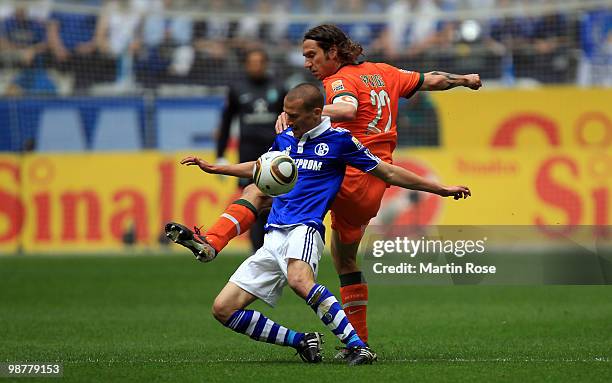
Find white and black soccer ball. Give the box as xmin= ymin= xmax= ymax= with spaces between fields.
xmin=253 ymin=151 xmax=298 ymax=197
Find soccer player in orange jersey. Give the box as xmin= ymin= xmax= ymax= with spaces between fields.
xmin=174 ymin=24 xmax=481 ymax=350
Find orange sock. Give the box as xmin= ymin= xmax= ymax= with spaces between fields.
xmin=340 ymin=283 xmax=369 ymax=343
xmin=205 ymin=199 xmax=257 ymax=253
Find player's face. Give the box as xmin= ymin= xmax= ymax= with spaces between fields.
xmin=303 ymin=39 xmax=339 ymax=80
xmin=284 ymin=98 xmax=321 ymax=135
xmin=245 ymin=51 xmax=267 ymax=80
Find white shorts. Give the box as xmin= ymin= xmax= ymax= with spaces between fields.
xmin=229 ymin=225 xmax=324 ymax=307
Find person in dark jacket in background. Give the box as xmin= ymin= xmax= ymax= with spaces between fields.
xmin=216 ymin=47 xmax=286 ymax=251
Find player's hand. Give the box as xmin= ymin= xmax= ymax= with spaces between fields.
xmin=21 ymin=49 xmax=36 ymax=66
xmin=275 ymin=112 xmax=289 ymax=134
xmin=465 ymin=74 xmax=481 ymax=90
xmin=441 ymin=185 xmax=471 ymax=200
xmin=180 ymin=156 xmax=219 ymax=174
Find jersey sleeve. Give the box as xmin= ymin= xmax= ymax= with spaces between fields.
xmin=396 ymin=68 xmax=424 ymax=99
xmin=268 ymin=134 xmax=281 ymax=152
xmin=339 ymin=131 xmax=381 ymax=172
xmin=324 ymin=76 xmax=359 ymax=104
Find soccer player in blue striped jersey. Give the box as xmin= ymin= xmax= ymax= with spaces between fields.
xmin=167 ymin=83 xmax=470 ymax=365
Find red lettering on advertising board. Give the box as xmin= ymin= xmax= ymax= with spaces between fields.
xmin=110 ymin=189 xmax=149 ymax=241
xmin=159 ymin=160 xmax=175 ymax=230
xmin=60 ymin=191 xmax=102 ymax=241
xmin=534 ymin=156 xmax=581 ymax=236
xmin=0 ymin=162 xmax=24 ymax=242
xmin=183 ymin=190 xmax=219 ymax=228
xmin=34 ymin=193 xmax=51 ymax=241
xmin=491 ymin=113 xmax=560 ymax=147
xmin=574 ymin=112 xmax=612 ymax=148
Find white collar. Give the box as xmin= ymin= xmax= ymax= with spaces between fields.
xmin=305 ymin=116 xmax=331 ymax=139
xmin=293 ymin=117 xmax=331 ymax=154
xmin=287 ymin=116 xmax=331 ymax=139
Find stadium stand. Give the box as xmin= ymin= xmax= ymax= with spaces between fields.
xmin=0 ymin=0 xmax=610 ymax=152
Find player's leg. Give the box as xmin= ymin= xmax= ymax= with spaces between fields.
xmin=218 ymin=235 xmax=322 ymax=362
xmin=248 ymin=209 xmax=269 ymax=252
xmin=211 ymin=281 xmax=258 ymax=324
xmin=212 ymin=282 xmax=322 ymax=363
xmin=283 ymin=227 xmax=376 ymax=365
xmin=205 ymin=183 xmax=272 ymax=254
xmin=329 ymin=170 xmax=388 ymax=344
xmin=331 ymin=230 xmax=369 ymax=340
xmin=286 ymin=258 xmax=362 ymax=347
xmin=166 ymin=184 xmax=271 ymax=261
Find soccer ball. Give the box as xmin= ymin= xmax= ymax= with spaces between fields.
xmin=253 ymin=151 xmax=298 ymax=197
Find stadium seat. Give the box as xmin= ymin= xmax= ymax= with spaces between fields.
xmin=36 ymin=108 xmax=86 ymax=151
xmin=156 ymin=108 xmax=220 ymax=150
xmin=93 ymin=108 xmax=142 ymax=151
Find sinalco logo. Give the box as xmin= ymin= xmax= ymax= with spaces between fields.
xmin=314 ymin=143 xmax=329 ymax=156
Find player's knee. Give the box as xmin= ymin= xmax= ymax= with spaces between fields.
xmin=336 ymin=254 xmax=358 ymax=271
xmin=331 ymin=237 xmax=360 ymax=274
xmin=243 ymin=184 xmax=272 ymax=210
xmin=211 ymin=297 xmax=233 ymax=324
xmin=287 ymin=273 xmax=311 ymax=298
xmin=242 ymin=183 xmax=263 ymax=203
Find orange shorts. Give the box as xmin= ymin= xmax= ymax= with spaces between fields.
xmin=330 ymin=166 xmax=388 ymax=244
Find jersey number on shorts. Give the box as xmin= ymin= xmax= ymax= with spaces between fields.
xmin=367 ymin=89 xmax=392 ymax=134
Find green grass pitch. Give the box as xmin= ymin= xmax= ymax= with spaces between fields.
xmin=1 ymin=254 xmax=610 ymax=382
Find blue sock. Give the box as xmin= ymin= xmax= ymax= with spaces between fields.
xmin=225 ymin=309 xmax=304 ymax=347
xmin=306 ymin=284 xmax=366 ymax=348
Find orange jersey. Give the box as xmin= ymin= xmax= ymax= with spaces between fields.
xmin=323 ymin=62 xmax=423 ymax=162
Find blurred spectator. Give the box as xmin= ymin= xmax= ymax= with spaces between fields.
xmin=193 ymin=0 xmax=237 ymax=43
xmin=335 ymin=0 xmax=384 ymax=49
xmin=372 ymin=0 xmax=453 ymax=62
xmin=235 ymin=0 xmax=290 ymax=47
xmin=486 ymin=0 xmax=577 ymax=84
xmin=0 ymin=0 xmax=607 ymax=93
xmin=47 ymin=3 xmax=117 ymax=90
xmin=284 ymin=0 xmax=323 ymax=44
xmin=485 ymin=0 xmax=533 ymax=83
xmin=524 ymin=8 xmax=573 ymax=83
xmin=266 ymin=1 xmax=293 ymax=45
xmin=133 ymin=0 xmax=195 ymax=87
xmin=487 ymin=0 xmax=532 ymax=49
xmin=191 ymin=0 xmax=241 ymax=86
xmin=94 ymin=0 xmax=142 ymax=57
xmin=92 ymin=0 xmax=143 ymax=85
xmin=578 ymin=8 xmax=612 ymax=87
xmin=0 ymin=6 xmax=55 ymax=95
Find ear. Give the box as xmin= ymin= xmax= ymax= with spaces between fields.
xmin=327 ymin=45 xmax=338 ymax=60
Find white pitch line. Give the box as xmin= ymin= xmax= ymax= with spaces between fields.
xmin=53 ymin=357 xmax=609 ymax=364
xmin=383 ymin=357 xmax=610 ymax=363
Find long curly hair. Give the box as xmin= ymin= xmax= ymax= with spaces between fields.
xmin=304 ymin=24 xmax=363 ymax=64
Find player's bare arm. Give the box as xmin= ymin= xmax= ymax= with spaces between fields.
xmin=370 ymin=161 xmax=471 ymax=200
xmin=275 ymin=102 xmax=357 ymax=133
xmin=180 ymin=156 xmax=254 ymax=178
xmin=322 ymin=102 xmax=357 ymax=122
xmin=422 ymin=72 xmax=482 ymax=91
